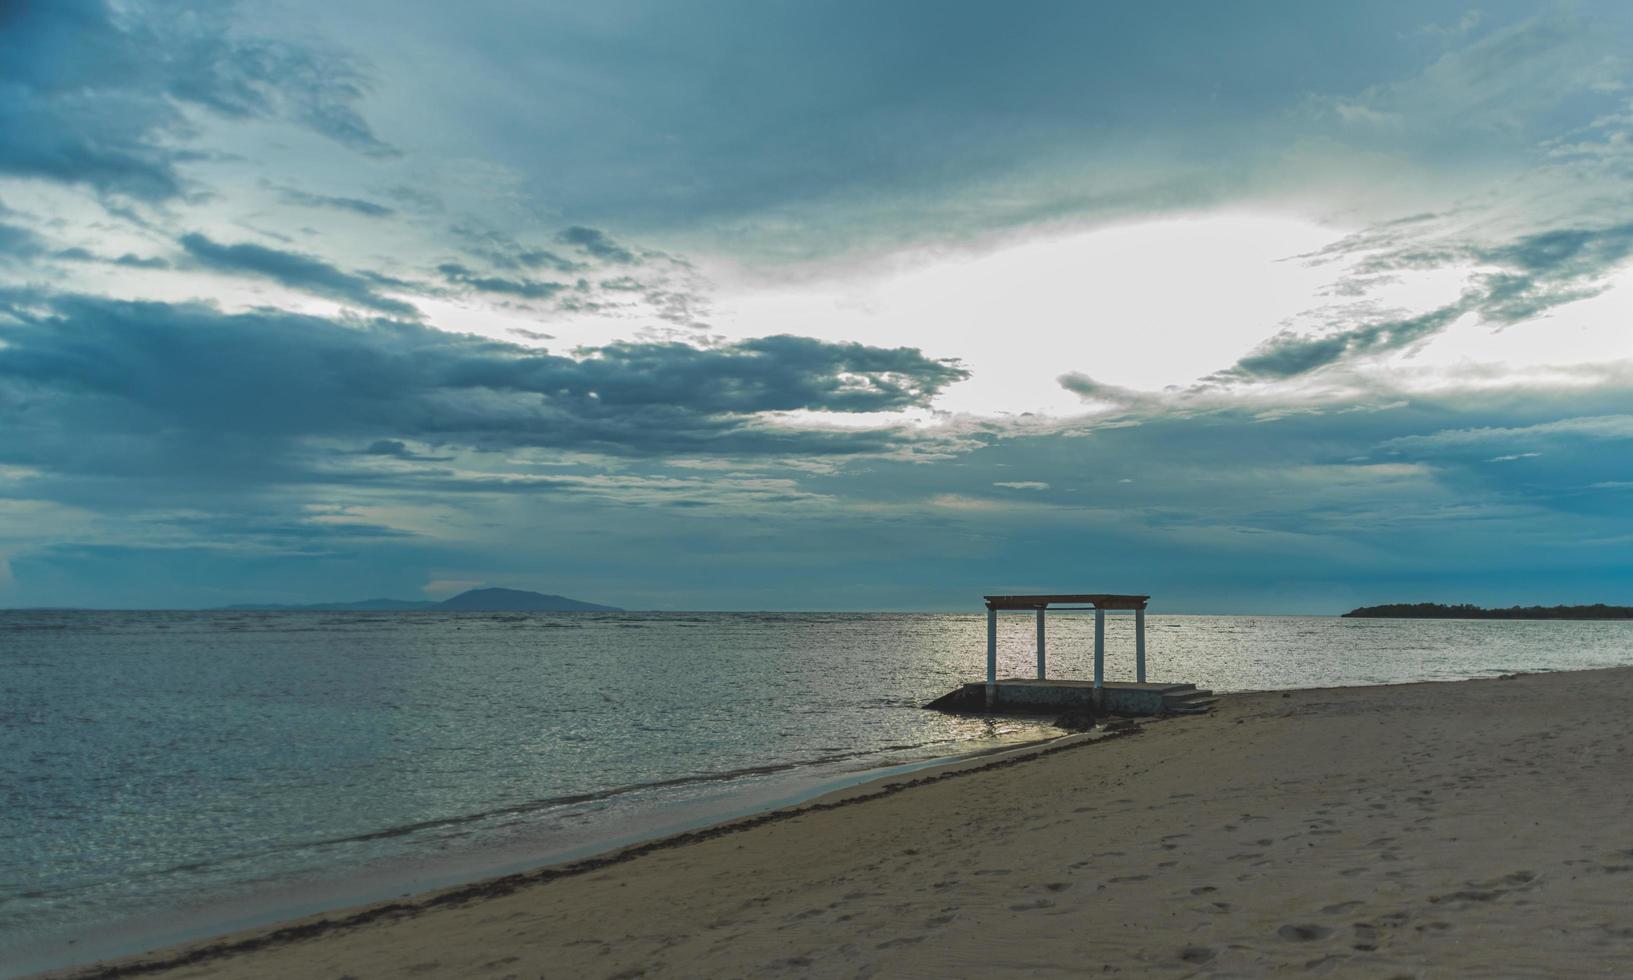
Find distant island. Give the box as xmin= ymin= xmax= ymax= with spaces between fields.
xmin=222 ymin=587 xmax=622 ymax=613
xmin=1343 ymin=602 xmax=1633 ymax=620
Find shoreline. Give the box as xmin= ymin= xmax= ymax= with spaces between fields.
xmin=38 ymin=728 xmax=1129 ymax=980
xmin=9 ymin=724 xmax=1069 ymax=978
xmin=38 ymin=664 xmax=1633 ymax=978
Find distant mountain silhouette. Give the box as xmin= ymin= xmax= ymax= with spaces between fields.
xmin=436 ymin=587 xmax=620 ymax=612
xmin=222 ymin=587 xmax=621 ymax=612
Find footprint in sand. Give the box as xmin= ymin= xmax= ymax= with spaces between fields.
xmin=1429 ymin=888 xmax=1503 ymax=905
xmin=1277 ymin=923 xmax=1333 ymax=941
xmin=1320 ymin=901 xmax=1364 ymax=915
xmin=1178 ymin=946 xmax=1215 ymax=963
xmin=1009 ymin=898 xmax=1055 ymax=911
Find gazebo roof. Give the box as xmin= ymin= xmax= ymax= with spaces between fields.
xmin=984 ymin=593 xmax=1149 ymax=610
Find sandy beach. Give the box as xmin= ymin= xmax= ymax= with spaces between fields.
xmin=49 ymin=666 xmax=1633 ymax=979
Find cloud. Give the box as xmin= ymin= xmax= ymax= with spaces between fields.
xmin=1222 ymin=218 xmax=1633 ymax=381
xmin=0 ymin=0 xmax=393 ymax=200
xmin=1313 ymin=11 xmax=1625 ymax=139
xmin=276 ymin=187 xmax=396 ymax=218
xmin=422 ymin=578 xmax=484 ymax=597
xmin=179 ymin=233 xmax=418 ymax=316
xmin=558 ymin=226 xmax=637 ymax=264
xmin=1200 ymin=13 xmax=1633 ymax=385
xmin=1227 ymin=304 xmax=1466 ymax=380
xmin=1057 ymin=373 xmax=1163 ymax=409
xmin=0 ymin=291 xmax=970 ymax=471
xmin=111 ymin=253 xmax=171 ymax=269
xmin=1382 ymin=415 xmax=1633 ymax=454
xmin=993 ymin=481 xmax=1049 ymax=490
xmin=436 ymin=263 xmax=567 ymax=301
xmin=450 ymin=224 xmax=583 ymax=273
xmin=360 ymin=439 xmax=451 ymax=461
xmin=0 ymin=222 xmax=47 ymax=260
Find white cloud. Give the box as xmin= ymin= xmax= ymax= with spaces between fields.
xmin=422 ymin=578 xmax=485 ymax=597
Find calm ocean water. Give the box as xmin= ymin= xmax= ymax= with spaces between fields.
xmin=4 ymin=610 xmax=1633 ymax=973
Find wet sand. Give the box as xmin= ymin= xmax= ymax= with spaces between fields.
xmin=50 ymin=666 xmax=1633 ymax=979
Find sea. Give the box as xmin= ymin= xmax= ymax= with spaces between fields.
xmin=4 ymin=610 xmax=1633 ymax=974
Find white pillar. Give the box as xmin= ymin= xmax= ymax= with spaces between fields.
xmin=986 ymin=605 xmax=998 ymax=702
xmin=1035 ymin=607 xmax=1046 ymax=679
xmin=1135 ymin=606 xmax=1146 ymax=683
xmin=1094 ymin=606 xmax=1105 ymax=689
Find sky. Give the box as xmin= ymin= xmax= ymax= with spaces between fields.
xmin=4 ymin=0 xmax=1633 ymax=611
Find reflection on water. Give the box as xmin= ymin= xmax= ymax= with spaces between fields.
xmin=2 ymin=610 xmax=1631 ymax=968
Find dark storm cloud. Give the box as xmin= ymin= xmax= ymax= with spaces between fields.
xmin=179 ymin=233 xmax=418 ymax=316
xmin=0 ymin=291 xmax=970 ymax=468
xmin=0 ymin=0 xmax=392 ymax=200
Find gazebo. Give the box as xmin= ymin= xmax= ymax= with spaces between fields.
xmin=924 ymin=591 xmax=1214 ymax=716
xmin=983 ymin=593 xmax=1150 ymax=689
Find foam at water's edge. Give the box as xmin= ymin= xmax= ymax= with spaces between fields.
xmin=3 ymin=728 xmax=1065 ymax=978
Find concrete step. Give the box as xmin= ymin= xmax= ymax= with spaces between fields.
xmin=1161 ymin=689 xmax=1218 ymax=714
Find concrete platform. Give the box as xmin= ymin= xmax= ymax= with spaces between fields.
xmin=925 ymin=679 xmax=1215 ymax=717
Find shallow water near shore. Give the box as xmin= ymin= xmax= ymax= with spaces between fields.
xmin=5 ymin=611 xmax=1633 ymax=974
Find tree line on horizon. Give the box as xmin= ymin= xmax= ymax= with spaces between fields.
xmin=1343 ymin=602 xmax=1633 ymax=620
